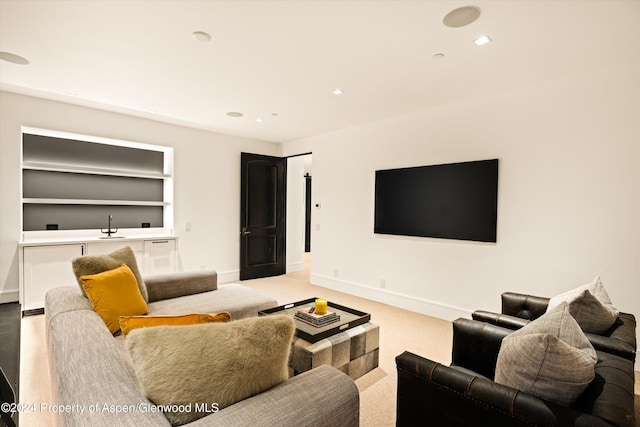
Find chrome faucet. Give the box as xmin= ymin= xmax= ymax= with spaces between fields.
xmin=101 ymin=214 xmax=118 ymax=237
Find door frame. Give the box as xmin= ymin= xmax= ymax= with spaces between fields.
xmin=239 ymin=151 xmax=312 ymax=281
xmin=239 ymin=153 xmax=286 ymax=280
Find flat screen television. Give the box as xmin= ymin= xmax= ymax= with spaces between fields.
xmin=374 ymin=159 xmax=498 ymax=243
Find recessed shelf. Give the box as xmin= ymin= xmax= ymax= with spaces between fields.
xmin=21 ymin=128 xmax=174 ymax=233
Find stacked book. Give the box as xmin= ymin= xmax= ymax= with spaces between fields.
xmin=295 ymin=307 xmax=341 ymax=328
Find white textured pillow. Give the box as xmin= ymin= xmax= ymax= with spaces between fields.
xmin=126 ymin=315 xmax=295 ymax=426
xmin=495 ymin=302 xmax=597 ymax=406
xmin=548 ymin=276 xmax=619 ymax=334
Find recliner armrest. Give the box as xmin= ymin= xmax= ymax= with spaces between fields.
xmin=472 ymin=310 xmax=531 ymax=330
xmin=586 ymin=313 xmax=637 ymax=361
xmin=501 ymin=292 xmax=549 ymax=320
xmin=451 ymin=318 xmax=512 ymax=379
xmin=144 ymin=270 xmax=217 ymax=302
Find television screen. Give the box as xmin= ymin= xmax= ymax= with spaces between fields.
xmin=374 ymin=159 xmax=498 ymax=243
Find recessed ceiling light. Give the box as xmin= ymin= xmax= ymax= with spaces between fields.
xmin=332 ymin=89 xmax=344 ymax=95
xmin=474 ymin=35 xmax=492 ymax=46
xmin=256 ymin=118 xmax=264 ymax=123
xmin=443 ymin=6 xmax=481 ymax=28
xmin=192 ymin=31 xmax=211 ymax=42
xmin=65 ymin=92 xmax=78 ymax=97
xmin=226 ymin=112 xmax=244 ymax=118
xmin=0 ymin=51 xmax=29 ymax=65
xmin=271 ymin=112 xmax=278 ymax=117
xmin=432 ymin=53 xmax=445 ymax=60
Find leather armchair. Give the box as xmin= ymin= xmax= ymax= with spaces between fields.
xmin=472 ymin=292 xmax=637 ymax=361
xmin=396 ymin=319 xmax=636 ymax=427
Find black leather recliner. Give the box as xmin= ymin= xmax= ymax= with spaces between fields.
xmin=472 ymin=292 xmax=637 ymax=361
xmin=395 ymin=318 xmax=636 ymax=427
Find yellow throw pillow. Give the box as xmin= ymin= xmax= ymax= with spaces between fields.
xmin=119 ymin=312 xmax=231 ymax=336
xmin=81 ymin=264 xmax=148 ymax=334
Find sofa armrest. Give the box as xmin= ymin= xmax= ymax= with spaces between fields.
xmin=472 ymin=310 xmax=530 ymax=330
xmin=145 ymin=270 xmax=217 ymax=303
xmin=501 ymin=292 xmax=550 ymax=319
xmin=396 ymin=351 xmax=614 ymax=427
xmin=189 ymin=365 xmax=359 ymax=427
xmin=451 ymin=318 xmax=512 ymax=379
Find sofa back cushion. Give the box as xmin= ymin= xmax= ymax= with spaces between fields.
xmin=144 ymin=270 xmax=217 ymax=303
xmin=126 ymin=315 xmax=294 ymax=426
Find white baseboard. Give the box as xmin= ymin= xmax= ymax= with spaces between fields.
xmin=0 ymin=289 xmax=20 ymax=304
xmin=286 ymin=262 xmax=305 ymax=274
xmin=310 ymin=273 xmax=472 ymax=322
xmin=217 ymin=270 xmax=240 ymax=284
xmin=217 ymin=263 xmax=305 ymax=284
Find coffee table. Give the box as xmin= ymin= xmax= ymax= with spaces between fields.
xmin=259 ymin=298 xmax=379 ymax=379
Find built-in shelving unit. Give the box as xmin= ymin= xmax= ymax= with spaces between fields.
xmin=18 ymin=127 xmax=178 ymax=314
xmin=21 ymin=127 xmax=174 ymax=237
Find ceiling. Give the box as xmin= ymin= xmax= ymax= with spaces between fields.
xmin=1 ymin=1 xmax=638 ymax=143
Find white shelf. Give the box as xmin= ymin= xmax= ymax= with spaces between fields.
xmin=22 ymin=162 xmax=169 ymax=180
xmin=22 ymin=198 xmax=169 ymax=206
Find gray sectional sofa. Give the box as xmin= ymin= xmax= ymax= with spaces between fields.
xmin=45 ymin=270 xmax=360 ymax=427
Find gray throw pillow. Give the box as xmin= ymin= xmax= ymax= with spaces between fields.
xmin=547 ymin=276 xmax=619 ymax=334
xmin=126 ymin=315 xmax=295 ymax=426
xmin=72 ymin=245 xmax=148 ymax=302
xmin=495 ymin=302 xmax=597 ymax=406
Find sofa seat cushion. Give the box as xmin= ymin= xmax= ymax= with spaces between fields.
xmin=126 ymin=315 xmax=295 ymax=426
xmin=495 ymin=302 xmax=597 ymax=406
xmin=147 ymin=283 xmax=277 ymax=320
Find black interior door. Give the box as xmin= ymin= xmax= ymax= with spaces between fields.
xmin=240 ymin=153 xmax=286 ymax=280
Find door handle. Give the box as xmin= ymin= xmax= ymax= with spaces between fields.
xmin=241 ymin=227 xmax=251 ymax=236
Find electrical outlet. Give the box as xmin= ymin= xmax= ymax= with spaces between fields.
xmin=185 ymin=222 xmax=191 ymax=232
xmin=380 ymin=279 xmax=386 ymax=288
xmin=333 ymin=268 xmax=339 ymax=277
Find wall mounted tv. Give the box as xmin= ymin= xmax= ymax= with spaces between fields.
xmin=374 ymin=159 xmax=498 ymax=243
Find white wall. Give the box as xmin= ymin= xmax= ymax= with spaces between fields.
xmin=0 ymin=91 xmax=281 ymax=301
xmin=282 ymin=63 xmax=640 ymax=341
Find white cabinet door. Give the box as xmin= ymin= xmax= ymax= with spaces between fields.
xmin=22 ymin=244 xmax=85 ymax=312
xmin=143 ymin=239 xmax=176 ymax=276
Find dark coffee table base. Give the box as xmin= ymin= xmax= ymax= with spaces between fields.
xmin=289 ymin=322 xmax=379 ymax=380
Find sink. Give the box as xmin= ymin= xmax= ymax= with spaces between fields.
xmin=99 ymin=236 xmax=125 ymax=239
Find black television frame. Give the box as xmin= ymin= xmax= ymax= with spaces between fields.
xmin=374 ymin=159 xmax=499 ymax=243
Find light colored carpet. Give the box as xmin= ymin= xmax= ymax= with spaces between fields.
xmin=19 ymin=254 xmax=639 ymax=426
